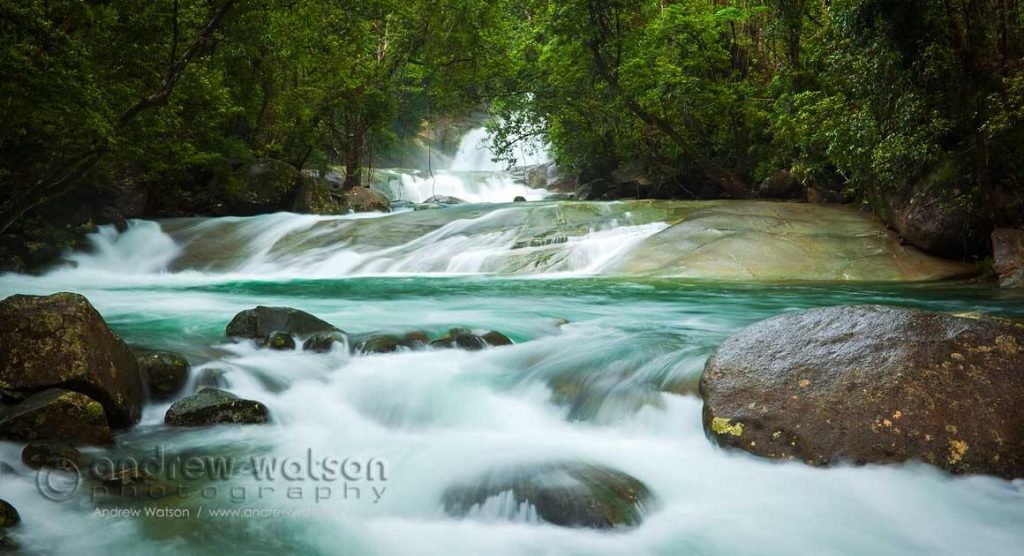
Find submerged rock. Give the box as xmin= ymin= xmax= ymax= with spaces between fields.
xmin=264 ymin=331 xmax=296 ymax=351
xmin=194 ymin=368 xmax=231 ymax=391
xmin=430 ymin=328 xmax=487 ymax=351
xmin=480 ymin=331 xmax=513 ymax=347
xmin=21 ymin=441 xmax=85 ymax=471
xmin=442 ymin=462 xmax=653 ymax=529
xmin=353 ymin=331 xmax=429 ymax=355
xmin=0 ymin=292 xmax=144 ymax=426
xmin=701 ymin=305 xmax=1024 ymax=478
xmin=302 ymin=332 xmax=347 ymax=353
xmin=137 ymin=351 xmax=190 ymax=400
xmin=0 ymin=389 xmax=113 ymax=445
xmin=992 ymin=228 xmax=1024 ymax=288
xmin=165 ymin=388 xmax=269 ymax=426
xmin=226 ymin=306 xmax=341 ymax=340
xmin=0 ymin=500 xmax=18 ymax=528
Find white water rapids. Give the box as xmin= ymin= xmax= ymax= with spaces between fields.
xmin=371 ymin=127 xmax=552 ymax=204
xmin=0 ymin=141 xmax=1022 ymax=555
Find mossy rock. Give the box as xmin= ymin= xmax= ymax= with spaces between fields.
xmin=264 ymin=331 xmax=296 ymax=351
xmin=0 ymin=292 xmax=143 ymax=426
xmin=138 ymin=351 xmax=190 ymax=400
xmin=302 ymin=332 xmax=347 ymax=353
xmin=442 ymin=462 xmax=653 ymax=529
xmin=225 ymin=306 xmax=341 ymax=341
xmin=0 ymin=389 xmax=113 ymax=446
xmin=701 ymin=305 xmax=1024 ymax=479
xmin=165 ymin=388 xmax=269 ymax=427
xmin=0 ymin=500 xmax=18 ymax=529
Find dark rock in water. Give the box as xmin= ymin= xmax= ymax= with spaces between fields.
xmin=513 ymin=196 xmax=527 ymax=203
xmin=21 ymin=441 xmax=85 ymax=471
xmin=226 ymin=306 xmax=341 ymax=340
xmin=354 ymin=331 xmax=428 ymax=354
xmin=341 ymin=187 xmax=391 ymax=213
xmin=404 ymin=331 xmax=429 ymax=346
xmin=0 ymin=389 xmax=113 ymax=445
xmin=165 ymin=388 xmax=269 ymax=427
xmin=430 ymin=328 xmax=488 ymax=351
xmin=356 ymin=335 xmax=409 ymax=354
xmin=758 ymin=170 xmax=805 ymax=200
xmin=91 ymin=465 xmax=175 ymax=500
xmin=0 ymin=500 xmax=18 ymax=528
xmin=137 ymin=351 xmax=190 ymax=400
xmin=302 ymin=332 xmax=347 ymax=353
xmin=0 ymin=292 xmax=144 ymax=426
xmin=422 ymin=195 xmax=465 ymax=205
xmin=442 ymin=462 xmax=653 ymax=529
xmin=992 ymin=228 xmax=1024 ymax=288
xmin=264 ymin=331 xmax=296 ymax=351
xmin=0 ymin=534 xmax=16 ymax=552
xmin=701 ymin=305 xmax=1024 ymax=479
xmin=481 ymin=331 xmax=513 ymax=347
xmin=194 ymin=368 xmax=231 ymax=391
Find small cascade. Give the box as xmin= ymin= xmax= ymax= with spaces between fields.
xmin=373 ymin=127 xmax=552 ymax=204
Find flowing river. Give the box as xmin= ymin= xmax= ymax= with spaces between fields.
xmin=1 ymin=135 xmax=1023 ymax=555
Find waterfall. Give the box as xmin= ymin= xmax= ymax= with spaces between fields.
xmin=372 ymin=127 xmax=552 ymax=204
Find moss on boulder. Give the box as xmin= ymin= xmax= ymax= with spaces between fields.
xmin=165 ymin=388 xmax=268 ymax=427
xmin=0 ymin=389 xmax=113 ymax=445
xmin=701 ymin=305 xmax=1024 ymax=478
xmin=0 ymin=292 xmax=143 ymax=426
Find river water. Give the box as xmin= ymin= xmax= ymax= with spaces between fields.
xmin=1 ymin=134 xmax=1023 ymax=555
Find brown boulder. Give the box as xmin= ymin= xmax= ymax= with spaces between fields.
xmin=0 ymin=293 xmax=143 ymax=426
xmin=341 ymin=187 xmax=391 ymax=213
xmin=701 ymin=305 xmax=1024 ymax=479
xmin=0 ymin=389 xmax=113 ymax=445
xmin=992 ymin=228 xmax=1024 ymax=288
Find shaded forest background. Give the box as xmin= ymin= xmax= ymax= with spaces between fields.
xmin=1 ymin=0 xmax=1022 ymax=270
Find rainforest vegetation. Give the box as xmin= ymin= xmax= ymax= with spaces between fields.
xmin=1 ymin=0 xmax=1023 ymax=266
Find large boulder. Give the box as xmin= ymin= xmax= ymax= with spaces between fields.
xmin=137 ymin=351 xmax=190 ymax=400
xmin=878 ymin=163 xmax=989 ymax=258
xmin=225 ymin=306 xmax=341 ymax=341
xmin=992 ymin=228 xmax=1024 ymax=288
xmin=341 ymin=187 xmax=391 ymax=213
xmin=0 ymin=389 xmax=112 ymax=445
xmin=0 ymin=293 xmax=143 ymax=426
xmin=701 ymin=305 xmax=1024 ymax=478
xmin=165 ymin=388 xmax=269 ymax=427
xmin=442 ymin=462 xmax=653 ymax=529
xmin=291 ymin=176 xmax=343 ymax=215
xmin=220 ymin=158 xmax=301 ymax=215
xmin=758 ymin=170 xmax=805 ymax=200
